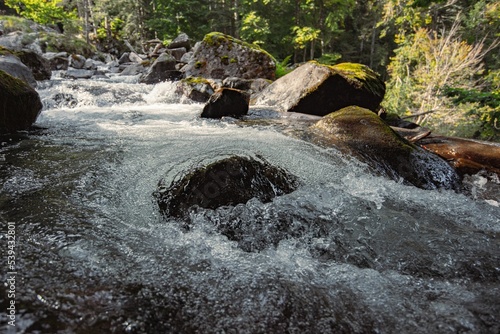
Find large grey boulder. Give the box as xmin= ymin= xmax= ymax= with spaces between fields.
xmin=139 ymin=52 xmax=181 ymax=84
xmin=0 ymin=70 xmax=42 ymax=134
xmin=251 ymin=61 xmax=385 ymax=116
xmin=1 ymin=46 xmax=51 ymax=81
xmin=181 ymin=32 xmax=275 ymax=80
xmin=15 ymin=49 xmax=52 ymax=80
xmin=0 ymin=53 xmax=37 ymax=87
xmin=168 ymin=33 xmax=191 ymax=50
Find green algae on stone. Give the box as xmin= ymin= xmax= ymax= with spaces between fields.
xmin=181 ymin=76 xmax=212 ymax=86
xmin=202 ymin=32 xmax=271 ymax=57
xmin=313 ymin=106 xmax=415 ymax=158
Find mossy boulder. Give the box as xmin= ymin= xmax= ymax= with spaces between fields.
xmin=154 ymin=155 xmax=300 ymax=218
xmin=0 ymin=69 xmax=42 ymax=134
xmin=0 ymin=52 xmax=37 ymax=87
xmin=201 ymin=88 xmax=249 ymax=119
xmin=181 ymin=32 xmax=275 ymax=80
xmin=311 ymin=106 xmax=461 ymax=190
xmin=251 ymin=61 xmax=385 ymax=116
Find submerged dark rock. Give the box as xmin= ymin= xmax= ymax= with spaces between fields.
xmin=154 ymin=155 xmax=300 ymax=219
xmin=311 ymin=106 xmax=462 ymax=190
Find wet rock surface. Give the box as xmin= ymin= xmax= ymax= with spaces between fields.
xmin=0 ymin=52 xmax=37 ymax=87
xmin=154 ymin=155 xmax=300 ymax=219
xmin=311 ymin=106 xmax=462 ymax=190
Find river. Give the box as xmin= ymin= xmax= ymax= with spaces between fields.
xmin=1 ymin=74 xmax=499 ymax=333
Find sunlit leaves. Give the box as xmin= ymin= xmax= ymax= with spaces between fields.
xmin=5 ymin=0 xmax=77 ymax=25
xmin=240 ymin=10 xmax=270 ymax=45
xmin=292 ymin=26 xmax=320 ymax=49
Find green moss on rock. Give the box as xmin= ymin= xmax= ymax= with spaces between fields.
xmin=202 ymin=32 xmax=273 ymax=61
xmin=182 ymin=76 xmax=211 ymax=86
xmin=0 ymin=46 xmax=14 ymax=56
xmin=330 ymin=62 xmax=385 ymax=99
xmin=314 ymin=106 xmax=414 ymax=156
xmin=0 ymin=69 xmax=29 ymax=94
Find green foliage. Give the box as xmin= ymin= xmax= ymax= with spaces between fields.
xmin=444 ymin=85 xmax=500 ymax=141
xmin=316 ymin=53 xmax=342 ymax=65
xmin=146 ymin=0 xmax=210 ymax=41
xmin=240 ymin=10 xmax=270 ymax=46
xmin=383 ymin=23 xmax=492 ymax=127
xmin=97 ymin=17 xmax=125 ymax=40
xmin=0 ymin=15 xmax=36 ymax=33
xmin=275 ymin=55 xmax=292 ymax=78
xmin=5 ymin=0 xmax=77 ymax=25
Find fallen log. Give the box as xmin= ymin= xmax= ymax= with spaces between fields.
xmin=415 ymin=135 xmax=500 ymax=177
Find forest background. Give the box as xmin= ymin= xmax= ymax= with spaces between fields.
xmin=1 ymin=0 xmax=499 ymax=141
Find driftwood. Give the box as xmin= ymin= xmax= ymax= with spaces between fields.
xmin=392 ymin=126 xmax=432 ymax=143
xmin=415 ymin=135 xmax=500 ymax=177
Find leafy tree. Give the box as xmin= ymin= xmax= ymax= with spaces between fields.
xmin=147 ymin=0 xmax=211 ymax=41
xmin=5 ymin=0 xmax=76 ymax=25
xmin=240 ymin=10 xmax=270 ymax=45
xmin=384 ymin=18 xmax=498 ymax=136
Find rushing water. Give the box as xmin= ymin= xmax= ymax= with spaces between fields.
xmin=1 ymin=75 xmax=499 ymax=333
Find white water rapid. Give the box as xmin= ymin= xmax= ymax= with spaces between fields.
xmin=1 ymin=74 xmax=499 ymax=333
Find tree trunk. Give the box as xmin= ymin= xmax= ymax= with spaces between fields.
xmin=84 ymin=0 xmax=89 ymax=44
xmin=369 ymin=24 xmax=376 ymax=69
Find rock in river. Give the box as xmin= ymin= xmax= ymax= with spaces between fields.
xmin=251 ymin=61 xmax=385 ymax=116
xmin=0 ymin=69 xmax=42 ymax=134
xmin=181 ymin=32 xmax=276 ymax=80
xmin=201 ymin=88 xmax=249 ymax=119
xmin=154 ymin=155 xmax=300 ymax=218
xmin=311 ymin=106 xmax=462 ymax=190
